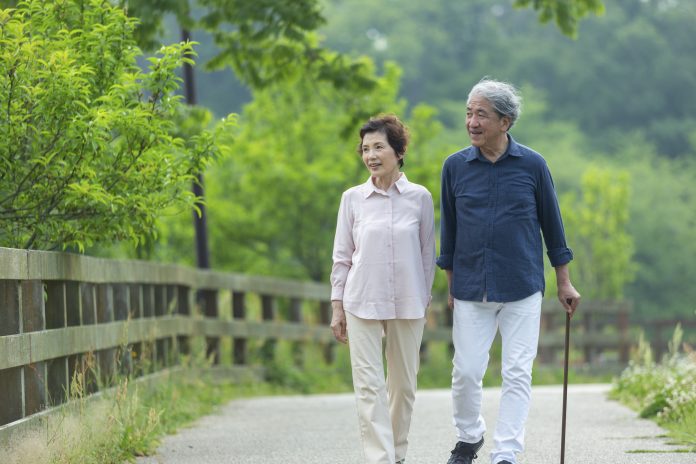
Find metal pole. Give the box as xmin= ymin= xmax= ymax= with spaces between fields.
xmin=181 ymin=28 xmax=210 ymax=271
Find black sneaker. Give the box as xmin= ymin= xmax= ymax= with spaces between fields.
xmin=446 ymin=438 xmax=484 ymax=464
xmin=496 ymin=461 xmax=513 ymax=464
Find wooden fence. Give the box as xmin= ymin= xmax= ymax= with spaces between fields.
xmin=0 ymin=247 xmax=632 ymax=444
xmin=635 ymin=317 xmax=696 ymax=361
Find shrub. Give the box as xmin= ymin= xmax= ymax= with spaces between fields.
xmin=0 ymin=0 xmax=230 ymax=251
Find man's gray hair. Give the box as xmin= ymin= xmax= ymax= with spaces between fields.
xmin=468 ymin=78 xmax=522 ymax=129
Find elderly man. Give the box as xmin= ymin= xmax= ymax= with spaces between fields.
xmin=438 ymin=78 xmax=581 ymax=464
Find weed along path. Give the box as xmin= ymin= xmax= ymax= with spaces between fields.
xmin=137 ymin=384 xmax=692 ymax=464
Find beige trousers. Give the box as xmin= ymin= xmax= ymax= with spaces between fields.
xmin=346 ymin=311 xmax=426 ymax=464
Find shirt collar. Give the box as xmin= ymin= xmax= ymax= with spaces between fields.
xmin=464 ymin=134 xmax=524 ymax=162
xmin=361 ymin=173 xmax=409 ymax=198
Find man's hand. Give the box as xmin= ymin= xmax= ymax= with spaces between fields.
xmin=558 ymin=282 xmax=581 ymax=317
xmin=555 ymin=264 xmax=580 ymax=317
xmin=446 ymin=269 xmax=454 ymax=310
xmin=330 ymin=300 xmax=347 ymax=344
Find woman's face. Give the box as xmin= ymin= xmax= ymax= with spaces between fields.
xmin=361 ymin=131 xmax=401 ymax=179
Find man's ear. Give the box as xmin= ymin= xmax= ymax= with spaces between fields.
xmin=501 ymin=116 xmax=512 ymax=132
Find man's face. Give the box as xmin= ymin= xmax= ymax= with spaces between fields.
xmin=466 ymin=96 xmax=509 ymax=152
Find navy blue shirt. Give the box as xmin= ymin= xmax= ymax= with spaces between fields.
xmin=437 ymin=135 xmax=573 ymax=302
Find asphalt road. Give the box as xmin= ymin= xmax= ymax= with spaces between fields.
xmin=136 ymin=384 xmax=693 ymax=464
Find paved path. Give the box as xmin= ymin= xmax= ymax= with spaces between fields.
xmin=137 ymin=384 xmax=693 ymax=464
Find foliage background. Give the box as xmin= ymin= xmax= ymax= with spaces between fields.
xmin=2 ymin=0 xmax=695 ymax=328
xmin=143 ymin=0 xmax=695 ymax=324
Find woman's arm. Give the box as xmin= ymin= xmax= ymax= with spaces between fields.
xmin=420 ymin=190 xmax=436 ymax=306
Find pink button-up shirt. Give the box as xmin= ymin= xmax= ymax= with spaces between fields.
xmin=330 ymin=174 xmax=436 ymax=320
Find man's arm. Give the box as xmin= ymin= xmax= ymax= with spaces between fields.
xmin=535 ymin=161 xmax=580 ymax=315
xmin=437 ymin=159 xmax=457 ymax=309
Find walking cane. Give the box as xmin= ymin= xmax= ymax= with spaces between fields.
xmin=560 ymin=303 xmax=572 ymax=464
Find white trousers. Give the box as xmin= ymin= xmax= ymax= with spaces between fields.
xmin=346 ymin=311 xmax=426 ymax=464
xmin=451 ymin=292 xmax=542 ymax=464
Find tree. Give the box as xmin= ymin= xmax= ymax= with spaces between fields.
xmin=0 ymin=0 xmax=232 ymax=250
xmin=149 ymin=62 xmax=449 ymax=283
xmin=622 ymin=152 xmax=696 ymax=320
xmin=320 ymin=0 xmax=696 ymax=157
xmin=514 ymin=0 xmax=605 ymax=37
xmin=121 ymin=0 xmax=378 ymax=92
xmin=549 ymin=167 xmax=635 ymax=300
xmin=117 ymin=0 xmax=380 ymax=270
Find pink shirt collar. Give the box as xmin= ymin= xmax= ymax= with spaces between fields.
xmin=360 ymin=172 xmax=409 ymax=198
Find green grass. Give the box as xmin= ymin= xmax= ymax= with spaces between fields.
xmin=609 ymin=325 xmax=696 ymax=452
xmin=4 ymin=362 xmax=296 ymax=464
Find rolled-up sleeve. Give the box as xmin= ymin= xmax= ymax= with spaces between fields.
xmin=437 ymin=158 xmax=456 ymax=270
xmin=330 ymin=192 xmax=354 ymax=301
xmin=420 ymin=191 xmax=436 ymax=300
xmin=536 ymin=162 xmax=574 ymax=267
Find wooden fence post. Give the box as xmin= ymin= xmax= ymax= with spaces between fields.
xmin=318 ymin=301 xmax=334 ymax=364
xmin=166 ymin=285 xmax=177 ymax=365
xmin=200 ymin=289 xmax=220 ymax=364
xmin=538 ymin=308 xmax=551 ymax=363
xmin=260 ymin=294 xmax=276 ymax=362
xmin=617 ymin=303 xmax=630 ymax=364
xmin=45 ymin=281 xmax=68 ymax=406
xmin=22 ymin=280 xmax=47 ymax=417
xmin=154 ymin=285 xmax=167 ymax=368
xmin=129 ymin=284 xmax=143 ymax=319
xmin=0 ymin=280 xmax=23 ymax=425
xmin=79 ymin=283 xmax=98 ymax=393
xmin=113 ymin=284 xmax=131 ymax=376
xmin=129 ymin=284 xmax=146 ymax=378
xmin=289 ymin=298 xmax=303 ymax=367
xmin=232 ymin=291 xmax=246 ymax=365
xmin=582 ymin=309 xmax=595 ymax=364
xmin=177 ymin=285 xmax=191 ymax=357
xmin=96 ymin=283 xmax=116 ymax=386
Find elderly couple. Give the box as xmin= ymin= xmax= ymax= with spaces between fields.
xmin=330 ymin=78 xmax=581 ymax=464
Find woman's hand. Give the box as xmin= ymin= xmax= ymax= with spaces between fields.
xmin=330 ymin=300 xmax=348 ymax=344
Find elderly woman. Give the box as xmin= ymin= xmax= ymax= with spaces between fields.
xmin=330 ymin=114 xmax=436 ymax=464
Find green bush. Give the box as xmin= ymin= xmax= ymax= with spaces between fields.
xmin=610 ymin=325 xmax=696 ymax=449
xmin=0 ymin=0 xmax=231 ymax=251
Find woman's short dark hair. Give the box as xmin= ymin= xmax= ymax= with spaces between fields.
xmin=357 ymin=114 xmax=410 ymax=168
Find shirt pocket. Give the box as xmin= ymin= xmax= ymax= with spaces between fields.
xmin=501 ymin=185 xmax=536 ymax=220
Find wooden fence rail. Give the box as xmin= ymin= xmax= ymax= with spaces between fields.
xmin=0 ymin=247 xmax=632 ymax=443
